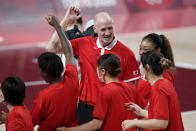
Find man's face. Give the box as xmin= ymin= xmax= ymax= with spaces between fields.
xmin=94 ymin=19 xmax=114 ymax=47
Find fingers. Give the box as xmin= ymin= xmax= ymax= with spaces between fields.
xmin=45 ymin=15 xmax=52 ymax=22
xmin=121 ymin=120 xmax=129 ymax=131
xmin=127 ymin=106 xmax=136 ymax=111
xmin=125 ymin=102 xmax=137 ymax=111
xmin=45 ymin=15 xmax=60 ymax=27
xmin=125 ymin=102 xmax=135 ymax=106
xmin=70 ymin=6 xmax=80 ymax=15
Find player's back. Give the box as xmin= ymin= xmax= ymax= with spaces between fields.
xmin=96 ymin=82 xmax=136 ymax=131
xmin=31 ymin=64 xmax=79 ymax=131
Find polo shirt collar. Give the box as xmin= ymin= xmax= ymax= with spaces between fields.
xmin=96 ymin=37 xmax=117 ymax=50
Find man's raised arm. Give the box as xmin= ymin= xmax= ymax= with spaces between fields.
xmin=45 ymin=15 xmax=76 ymax=66
xmin=46 ymin=6 xmax=81 ymax=54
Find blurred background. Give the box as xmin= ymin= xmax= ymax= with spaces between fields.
xmin=0 ymin=0 xmax=196 ymax=130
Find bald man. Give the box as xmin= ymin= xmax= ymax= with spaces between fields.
xmin=47 ymin=6 xmax=140 ymax=126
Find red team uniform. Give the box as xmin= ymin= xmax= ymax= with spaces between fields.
xmin=70 ymin=36 xmax=140 ymax=106
xmin=147 ymin=78 xmax=184 ymax=131
xmin=136 ymin=69 xmax=174 ymax=108
xmin=93 ymin=82 xmax=136 ymax=131
xmin=162 ymin=69 xmax=174 ymax=86
xmin=6 ymin=105 xmax=34 ymax=131
xmin=31 ymin=64 xmax=79 ymax=131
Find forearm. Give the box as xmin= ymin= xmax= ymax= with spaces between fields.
xmin=67 ymin=119 xmax=102 ymax=131
xmin=53 ymin=24 xmax=75 ymax=65
xmin=46 ymin=23 xmax=68 ymax=53
xmin=134 ymin=119 xmax=168 ymax=129
xmin=47 ymin=30 xmax=62 ymax=53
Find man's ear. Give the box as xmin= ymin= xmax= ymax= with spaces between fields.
xmin=93 ymin=25 xmax=97 ymax=33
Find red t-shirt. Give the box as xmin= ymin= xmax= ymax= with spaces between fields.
xmin=136 ymin=77 xmax=151 ymax=109
xmin=136 ymin=69 xmax=174 ymax=108
xmin=147 ymin=78 xmax=184 ymax=131
xmin=31 ymin=64 xmax=79 ymax=131
xmin=71 ymin=36 xmax=140 ymax=105
xmin=6 ymin=105 xmax=34 ymax=131
xmin=93 ymin=82 xmax=136 ymax=131
xmin=162 ymin=69 xmax=174 ymax=86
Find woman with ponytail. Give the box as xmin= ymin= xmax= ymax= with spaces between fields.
xmin=136 ymin=33 xmax=176 ymax=110
xmin=57 ymin=54 xmax=136 ymax=131
xmin=122 ymin=51 xmax=184 ymax=131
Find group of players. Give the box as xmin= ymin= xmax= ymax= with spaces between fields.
xmin=0 ymin=6 xmax=184 ymax=131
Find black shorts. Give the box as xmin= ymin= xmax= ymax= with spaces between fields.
xmin=77 ymin=99 xmax=101 ymax=131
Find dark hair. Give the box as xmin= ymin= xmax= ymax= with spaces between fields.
xmin=38 ymin=52 xmax=63 ymax=78
xmin=97 ymin=54 xmax=121 ymax=77
xmin=141 ymin=51 xmax=172 ymax=76
xmin=83 ymin=26 xmax=98 ymax=37
xmin=65 ymin=25 xmax=84 ymax=40
xmin=76 ymin=17 xmax=83 ymax=25
xmin=1 ymin=77 xmax=25 ymax=106
xmin=142 ymin=33 xmax=175 ymax=72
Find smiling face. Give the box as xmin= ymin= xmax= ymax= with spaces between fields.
xmin=94 ymin=13 xmax=114 ymax=47
xmin=139 ymin=39 xmax=156 ymax=56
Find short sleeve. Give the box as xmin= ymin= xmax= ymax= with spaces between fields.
xmin=122 ymin=52 xmax=140 ymax=82
xmin=93 ymin=88 xmax=111 ymax=120
xmin=63 ymin=64 xmax=78 ymax=82
xmin=70 ymin=36 xmax=95 ymax=57
xmin=6 ymin=114 xmax=26 ymax=131
xmin=162 ymin=69 xmax=174 ymax=86
xmin=70 ymin=37 xmax=89 ymax=57
xmin=70 ymin=38 xmax=80 ymax=56
xmin=150 ymin=88 xmax=169 ymax=120
xmin=136 ymin=78 xmax=151 ymax=109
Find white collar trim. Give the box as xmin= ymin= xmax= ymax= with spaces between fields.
xmin=96 ymin=37 xmax=117 ymax=50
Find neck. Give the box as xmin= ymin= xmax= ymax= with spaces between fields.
xmin=105 ymin=76 xmax=119 ymax=84
xmin=49 ymin=76 xmax=63 ymax=85
xmin=7 ymin=103 xmax=14 ymax=112
xmin=147 ymin=74 xmax=162 ymax=86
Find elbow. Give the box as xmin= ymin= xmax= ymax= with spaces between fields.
xmin=46 ymin=46 xmax=51 ymax=52
xmin=46 ymin=42 xmax=61 ymax=53
xmin=160 ymin=120 xmax=168 ymax=129
xmin=91 ymin=119 xmax=103 ymax=130
xmin=46 ymin=43 xmax=55 ymax=52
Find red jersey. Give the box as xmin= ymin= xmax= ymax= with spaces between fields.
xmin=6 ymin=105 xmax=34 ymax=131
xmin=136 ymin=69 xmax=174 ymax=108
xmin=31 ymin=64 xmax=79 ymax=131
xmin=136 ymin=77 xmax=151 ymax=109
xmin=148 ymin=78 xmax=184 ymax=131
xmin=162 ymin=69 xmax=174 ymax=86
xmin=71 ymin=36 xmax=140 ymax=105
xmin=93 ymin=82 xmax=136 ymax=131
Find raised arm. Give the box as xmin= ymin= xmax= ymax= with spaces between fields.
xmin=46 ymin=6 xmax=81 ymax=53
xmin=45 ymin=15 xmax=76 ymax=66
